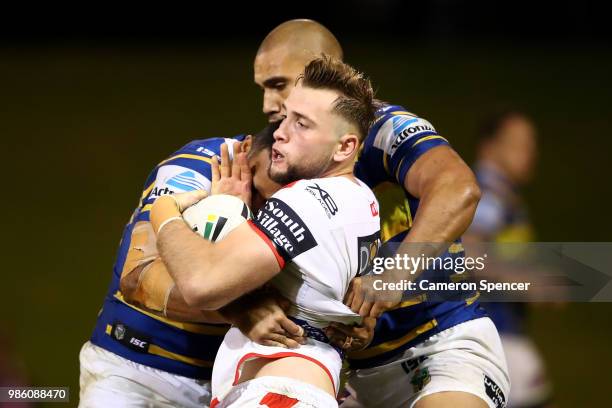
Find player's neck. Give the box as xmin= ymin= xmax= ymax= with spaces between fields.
xmin=319 ymin=162 xmax=359 ymax=184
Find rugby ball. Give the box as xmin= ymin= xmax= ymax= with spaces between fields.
xmin=182 ymin=194 xmax=252 ymax=242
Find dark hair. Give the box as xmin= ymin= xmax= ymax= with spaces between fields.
xmin=478 ymin=109 xmax=530 ymax=143
xmin=299 ymin=55 xmax=376 ymax=140
xmin=249 ymin=121 xmax=280 ymax=157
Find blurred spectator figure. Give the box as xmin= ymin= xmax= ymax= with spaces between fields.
xmin=465 ymin=111 xmax=554 ymax=407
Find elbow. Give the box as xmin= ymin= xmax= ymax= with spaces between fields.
xmin=449 ymin=178 xmax=481 ymax=239
xmin=119 ymin=277 xmax=134 ymax=300
xmin=439 ymin=170 xmax=481 ymax=212
xmin=463 ymin=180 xmax=481 ymax=211
xmin=119 ymin=263 xmax=148 ymax=302
xmin=457 ymin=179 xmax=481 ymax=233
xmin=458 ymin=177 xmax=481 ymax=221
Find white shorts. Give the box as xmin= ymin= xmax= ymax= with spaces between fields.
xmin=212 ymin=327 xmax=342 ymax=402
xmin=78 ymin=341 xmax=212 ymax=408
xmin=215 ymin=376 xmax=338 ymax=408
xmin=340 ymin=317 xmax=510 ymax=408
xmin=501 ymin=334 xmax=552 ymax=407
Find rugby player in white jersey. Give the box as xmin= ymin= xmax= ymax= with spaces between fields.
xmin=252 ymin=20 xmax=509 ymax=408
xmin=150 ymin=56 xmax=381 ymax=407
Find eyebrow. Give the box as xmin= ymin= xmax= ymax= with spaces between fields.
xmin=261 ymin=76 xmax=288 ymax=88
xmin=282 ymin=102 xmax=315 ymax=125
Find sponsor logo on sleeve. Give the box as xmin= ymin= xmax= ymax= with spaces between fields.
xmin=165 ymin=170 xmax=206 ymax=191
xmin=484 ymin=375 xmax=507 ymax=408
xmin=149 ymin=165 xmax=210 ymax=199
xmin=388 ymin=116 xmax=437 ymax=156
xmin=305 ymin=183 xmax=338 ymax=218
xmin=150 ymin=186 xmax=175 ymax=198
xmin=255 ymin=198 xmax=317 ymax=259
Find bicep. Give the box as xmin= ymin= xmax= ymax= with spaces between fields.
xmin=205 ymin=221 xmax=282 ymax=307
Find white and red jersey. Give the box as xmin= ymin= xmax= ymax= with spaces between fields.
xmin=211 ymin=176 xmax=381 ymax=403
xmin=253 ymin=176 xmax=381 ymax=327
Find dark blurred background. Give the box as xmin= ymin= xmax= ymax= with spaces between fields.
xmin=1 ymin=1 xmax=611 ymax=406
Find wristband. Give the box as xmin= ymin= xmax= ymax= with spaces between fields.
xmin=150 ymin=195 xmax=182 ymax=234
xmin=157 ymin=216 xmax=183 ymax=235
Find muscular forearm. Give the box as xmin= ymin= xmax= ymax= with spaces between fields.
xmin=392 ymin=146 xmax=481 ymax=275
xmin=347 ymin=147 xmax=481 ymax=317
xmin=163 ymin=286 xmax=227 ymax=323
xmin=405 ymin=146 xmax=480 ymax=246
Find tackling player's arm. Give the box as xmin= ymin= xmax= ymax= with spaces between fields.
xmin=119 ymin=251 xmax=227 ymax=323
xmin=121 ymin=257 xmax=303 ymax=345
xmin=351 ymin=147 xmax=480 ymax=317
xmin=120 ymin=232 xmax=303 ymax=344
xmin=402 ymin=144 xmax=480 ymax=245
xmin=116 ymin=149 xmax=229 ymax=323
xmin=347 ymin=114 xmax=481 ymax=317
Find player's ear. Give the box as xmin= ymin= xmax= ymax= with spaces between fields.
xmin=334 ymin=133 xmax=359 ymax=162
xmin=241 ymin=135 xmax=253 ymax=153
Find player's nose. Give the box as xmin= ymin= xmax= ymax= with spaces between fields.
xmin=273 ymin=119 xmax=288 ymax=142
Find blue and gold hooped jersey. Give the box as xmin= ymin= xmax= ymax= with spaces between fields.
xmin=355 ymin=104 xmax=451 ymax=241
xmin=349 ymin=105 xmax=487 ymax=369
xmin=90 ymin=135 xmax=245 ymax=380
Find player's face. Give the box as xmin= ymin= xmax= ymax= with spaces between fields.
xmin=254 ymin=47 xmax=312 ymax=123
xmin=497 ymin=117 xmax=538 ymax=184
xmin=269 ymin=83 xmax=342 ymax=184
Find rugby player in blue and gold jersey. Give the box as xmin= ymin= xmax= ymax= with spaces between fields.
xmin=465 ymin=111 xmax=553 ymax=408
xmin=253 ymin=19 xmax=510 ymax=408
xmin=78 ymin=124 xmax=307 ymax=407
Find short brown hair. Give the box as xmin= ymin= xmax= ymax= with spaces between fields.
xmin=299 ymin=55 xmax=376 ymax=140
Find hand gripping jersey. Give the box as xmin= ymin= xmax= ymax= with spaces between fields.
xmin=470 ymin=161 xmax=535 ymax=335
xmin=90 ymin=136 xmax=244 ymax=380
xmin=350 ymin=104 xmax=487 ymax=369
xmin=211 ymin=177 xmax=381 ymax=401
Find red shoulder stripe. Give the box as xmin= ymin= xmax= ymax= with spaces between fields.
xmin=247 ymin=220 xmax=286 ymax=269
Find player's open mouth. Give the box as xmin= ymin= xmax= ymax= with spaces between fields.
xmin=272 ymin=148 xmax=284 ymax=163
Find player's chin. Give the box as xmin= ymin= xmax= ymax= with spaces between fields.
xmin=269 ymin=166 xmax=291 ymax=185
xmin=269 ymin=162 xmax=287 ymax=176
